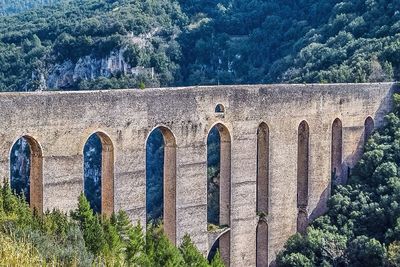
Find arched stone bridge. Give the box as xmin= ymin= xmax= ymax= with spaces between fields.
xmin=0 ymin=83 xmax=396 ymax=266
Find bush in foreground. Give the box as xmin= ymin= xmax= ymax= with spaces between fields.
xmin=0 ymin=182 xmax=224 ymax=266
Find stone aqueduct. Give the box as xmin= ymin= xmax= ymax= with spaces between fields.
xmin=0 ymin=83 xmax=396 ymax=266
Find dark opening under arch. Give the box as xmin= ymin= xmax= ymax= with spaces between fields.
xmin=331 ymin=118 xmax=343 ymax=185
xmin=83 ymin=132 xmax=114 ymax=216
xmin=257 ymin=122 xmax=269 ymax=214
xmin=10 ymin=136 xmax=43 ymax=213
xmin=207 ymin=123 xmax=231 ymax=266
xmin=364 ymin=116 xmax=374 ymax=145
xmin=256 ymin=221 xmax=268 ymax=267
xmin=256 ymin=122 xmax=269 ymax=266
xmin=146 ymin=126 xmax=177 ymax=244
xmin=297 ymin=121 xmax=309 ymax=233
xmin=215 ymin=104 xmax=225 ymax=114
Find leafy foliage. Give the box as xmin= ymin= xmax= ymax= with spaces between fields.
xmin=179 ymin=0 xmax=400 ymax=85
xmin=2 ymin=0 xmax=400 ymax=90
xmin=0 ymin=0 xmax=62 ymax=15
xmin=277 ymin=93 xmax=400 ymax=266
xmin=0 ymin=182 xmax=224 ymax=266
xmin=0 ymin=0 xmax=187 ymax=91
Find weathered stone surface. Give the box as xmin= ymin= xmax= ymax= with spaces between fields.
xmin=0 ymin=83 xmax=396 ymax=266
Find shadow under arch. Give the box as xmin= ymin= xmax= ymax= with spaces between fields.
xmin=297 ymin=120 xmax=309 ymax=234
xmin=256 ymin=122 xmax=269 ymax=266
xmin=83 ymin=131 xmax=114 ymax=216
xmin=257 ymin=122 xmax=269 ymax=215
xmin=256 ymin=220 xmax=268 ymax=267
xmin=145 ymin=125 xmax=177 ymax=244
xmin=331 ymin=118 xmax=343 ymax=186
xmin=10 ymin=135 xmax=43 ymax=214
xmin=207 ymin=122 xmax=231 ymax=266
xmin=364 ymin=116 xmax=375 ymax=144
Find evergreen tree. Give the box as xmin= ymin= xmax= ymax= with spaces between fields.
xmin=145 ymin=225 xmax=185 ymax=267
xmin=115 ymin=210 xmax=132 ymax=243
xmin=102 ymin=216 xmax=124 ymax=263
xmin=126 ymin=222 xmax=148 ymax=265
xmin=180 ymin=234 xmax=209 ymax=267
xmin=72 ymin=193 xmax=106 ymax=256
xmin=1 ymin=180 xmax=21 ymax=215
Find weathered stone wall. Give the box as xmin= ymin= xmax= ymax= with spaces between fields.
xmin=0 ymin=83 xmax=396 ymax=266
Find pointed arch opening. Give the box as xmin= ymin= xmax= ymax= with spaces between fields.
xmin=256 ymin=221 xmax=268 ymax=267
xmin=10 ymin=136 xmax=43 ymax=213
xmin=297 ymin=121 xmax=309 ymax=233
xmin=83 ymin=132 xmax=114 ymax=216
xmin=207 ymin=123 xmax=231 ymax=265
xmin=257 ymin=122 xmax=269 ymax=215
xmin=146 ymin=126 xmax=176 ymax=244
xmin=331 ymin=118 xmax=343 ymax=185
xmin=364 ymin=116 xmax=374 ymax=145
xmin=256 ymin=123 xmax=269 ymax=266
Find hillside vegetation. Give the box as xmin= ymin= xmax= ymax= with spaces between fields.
xmin=277 ymin=93 xmax=400 ymax=266
xmin=0 ymin=0 xmax=186 ymax=91
xmin=0 ymin=182 xmax=224 ymax=266
xmin=0 ymin=0 xmax=399 ymax=91
xmin=0 ymin=0 xmax=62 ymax=15
xmin=180 ymin=0 xmax=400 ymax=85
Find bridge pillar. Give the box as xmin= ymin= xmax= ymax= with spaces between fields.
xmin=229 ymin=121 xmax=258 ymax=267
xmin=175 ymin=137 xmax=208 ymax=254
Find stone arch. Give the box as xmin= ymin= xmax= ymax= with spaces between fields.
xmin=10 ymin=135 xmax=43 ymax=213
xmin=83 ymin=131 xmax=114 ymax=216
xmin=331 ymin=118 xmax=343 ymax=185
xmin=297 ymin=121 xmax=309 ymax=233
xmin=257 ymin=122 xmax=269 ymax=215
xmin=364 ymin=116 xmax=374 ymax=144
xmin=146 ymin=126 xmax=177 ymax=244
xmin=207 ymin=228 xmax=230 ymax=262
xmin=207 ymin=122 xmax=231 ymax=266
xmin=256 ymin=221 xmax=268 ymax=267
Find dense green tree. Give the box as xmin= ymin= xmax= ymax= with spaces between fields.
xmin=72 ymin=193 xmax=106 ymax=255
xmin=0 ymin=183 xmax=223 ymax=265
xmin=180 ymin=234 xmax=209 ymax=267
xmin=145 ymin=224 xmax=185 ymax=267
xmin=346 ymin=236 xmax=386 ymax=267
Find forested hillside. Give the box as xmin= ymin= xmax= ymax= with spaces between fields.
xmin=179 ymin=0 xmax=400 ymax=84
xmin=0 ymin=0 xmax=399 ymax=91
xmin=0 ymin=0 xmax=61 ymax=15
xmin=0 ymin=0 xmax=186 ymax=91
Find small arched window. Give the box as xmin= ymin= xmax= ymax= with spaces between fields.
xmin=215 ymin=104 xmax=225 ymax=114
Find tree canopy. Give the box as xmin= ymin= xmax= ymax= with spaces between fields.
xmin=1 ymin=0 xmax=400 ymax=91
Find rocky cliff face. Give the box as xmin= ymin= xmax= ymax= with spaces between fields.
xmin=46 ymin=48 xmax=152 ymax=89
